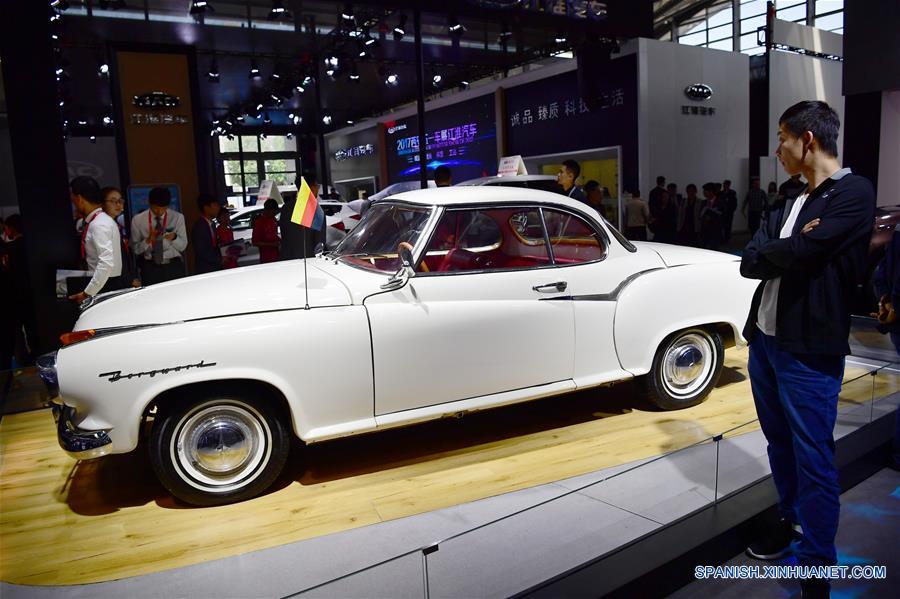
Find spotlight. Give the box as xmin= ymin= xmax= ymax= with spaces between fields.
xmin=302 ymin=75 xmax=313 ymax=87
xmin=286 ymin=132 xmax=294 ymax=140
xmin=292 ymin=114 xmax=302 ymax=125
xmin=346 ymin=119 xmax=354 ymax=126
xmin=260 ymin=132 xmax=267 ymax=140
xmin=322 ymin=113 xmax=332 ymax=126
xmin=498 ymin=25 xmax=512 ymax=43
xmin=448 ymin=16 xmax=465 ymax=37
xmin=326 ymin=68 xmax=336 ymax=79
xmin=102 ymin=116 xmax=114 ymax=126
xmin=554 ymin=33 xmax=567 ymax=44
xmin=358 ymin=48 xmax=369 ymax=59
xmin=190 ymin=1 xmax=213 ymax=17
xmin=348 ymin=66 xmax=360 ymax=82
xmin=341 ymin=4 xmax=354 ymax=25
xmin=77 ymin=120 xmax=88 ymax=126
xmin=50 ymin=0 xmax=70 ymax=10
xmin=324 ymin=55 xmax=339 ymax=69
xmin=98 ymin=60 xmax=110 ymax=76
xmin=263 ymin=112 xmax=272 ymax=125
xmin=89 ymin=135 xmax=97 ymax=143
xmin=460 ymin=79 xmax=470 ymax=88
xmin=268 ymin=0 xmax=291 ymax=21
xmin=364 ymin=29 xmax=378 ymax=47
xmin=432 ymin=73 xmax=442 ymax=87
xmin=207 ymin=59 xmax=220 ymax=83
xmin=294 ymin=83 xmax=306 ymax=94
xmin=393 ymin=14 xmax=407 ymax=41
xmin=236 ymin=114 xmax=245 ymax=123
xmin=249 ymin=60 xmax=261 ymax=79
xmin=49 ymin=10 xmax=62 ymax=23
xmin=384 ymin=72 xmax=399 ymax=86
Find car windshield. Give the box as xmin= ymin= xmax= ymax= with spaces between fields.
xmin=333 ymin=202 xmax=433 ymax=272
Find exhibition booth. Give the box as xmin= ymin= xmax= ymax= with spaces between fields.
xmin=2 ymin=1 xmax=899 ymax=597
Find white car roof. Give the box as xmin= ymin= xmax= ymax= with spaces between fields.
xmin=383 ymin=185 xmax=591 ymax=212
xmin=456 ymin=175 xmax=557 ymax=186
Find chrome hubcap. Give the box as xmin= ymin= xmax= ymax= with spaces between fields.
xmin=662 ymin=333 xmax=714 ymax=397
xmin=173 ymin=402 xmax=270 ymax=492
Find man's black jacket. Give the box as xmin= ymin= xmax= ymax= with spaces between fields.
xmin=740 ymin=170 xmax=875 ymax=355
xmin=191 ymin=218 xmax=222 ymax=274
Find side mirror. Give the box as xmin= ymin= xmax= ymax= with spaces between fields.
xmin=381 ymin=244 xmax=416 ymax=291
xmin=314 ymin=242 xmax=325 ymax=255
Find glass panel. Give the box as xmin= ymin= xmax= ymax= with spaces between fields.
xmin=267 ymin=171 xmax=296 ymax=185
xmin=218 ymin=136 xmax=240 ymax=153
xmin=708 ymin=38 xmax=733 ymax=51
xmin=260 ymin=135 xmax=296 ymax=152
xmin=240 ymin=135 xmax=259 ymax=152
xmin=707 ymin=23 xmax=733 ymax=41
xmin=264 ymin=158 xmax=295 ymax=174
xmin=815 ymin=12 xmax=843 ymax=31
xmin=223 ymin=160 xmax=243 ymax=175
xmin=678 ymin=19 xmax=707 ymax=37
xmin=740 ymin=32 xmax=760 ymax=51
xmin=243 ymin=160 xmax=259 ymax=174
xmin=244 ymin=172 xmax=260 ymax=188
xmin=542 ymin=208 xmax=605 ymax=264
xmin=707 ymin=5 xmax=733 ymax=28
xmin=740 ymin=0 xmax=767 ymax=17
xmin=680 ymin=31 xmax=707 ymax=46
xmin=815 ymin=0 xmax=843 ymax=15
xmin=740 ymin=14 xmax=767 ymax=34
xmin=334 ymin=203 xmax=433 ymax=273
xmin=231 ymin=209 xmax=260 ymax=231
xmin=777 ymin=5 xmax=806 ymax=22
xmin=418 ymin=208 xmax=550 ymax=273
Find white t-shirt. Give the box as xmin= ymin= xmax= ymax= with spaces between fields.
xmin=756 ymin=192 xmax=809 ymax=335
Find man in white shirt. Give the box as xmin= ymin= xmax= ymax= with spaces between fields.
xmin=68 ymin=176 xmax=123 ymax=303
xmin=131 ymin=187 xmax=188 ymax=285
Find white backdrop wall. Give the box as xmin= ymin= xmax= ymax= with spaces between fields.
xmin=636 ymin=38 xmax=750 ymax=232
xmin=878 ymin=90 xmax=900 ymax=208
xmin=768 ymin=50 xmax=845 ymax=186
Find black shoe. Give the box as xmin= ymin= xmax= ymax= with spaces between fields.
xmin=745 ymin=519 xmax=796 ymax=560
xmin=800 ymin=578 xmax=830 ymax=598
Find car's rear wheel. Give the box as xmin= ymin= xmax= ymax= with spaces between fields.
xmin=149 ymin=394 xmax=289 ymax=506
xmin=640 ymin=327 xmax=724 ymax=410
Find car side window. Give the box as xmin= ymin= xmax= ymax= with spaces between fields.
xmin=419 ymin=207 xmax=552 ymax=273
xmin=541 ymin=208 xmax=606 ymax=264
xmin=231 ymin=212 xmax=255 ymax=231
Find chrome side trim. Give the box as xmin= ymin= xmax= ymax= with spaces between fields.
xmin=539 ymin=267 xmax=665 ymax=302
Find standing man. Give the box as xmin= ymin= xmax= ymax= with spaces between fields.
xmin=648 ymin=175 xmax=666 ymax=214
xmin=556 ymin=160 xmax=587 ymax=204
xmin=68 ymin=176 xmax=124 ymax=303
xmin=721 ymin=179 xmax=738 ymax=242
xmin=192 ymin=194 xmax=223 ymax=274
xmin=740 ymin=101 xmax=875 ymax=598
xmin=778 ymin=172 xmax=806 ymax=201
xmin=131 ymin=187 xmax=188 ymax=285
xmin=742 ymin=176 xmax=769 ymax=234
xmin=677 ymin=183 xmax=702 ymax=247
xmin=434 ymin=165 xmax=452 ymax=187
xmin=699 ymin=182 xmax=723 ymax=250
xmin=253 ymin=198 xmax=281 ymax=263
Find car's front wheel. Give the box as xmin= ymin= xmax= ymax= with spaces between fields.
xmin=149 ymin=394 xmax=290 ymax=506
xmin=640 ymin=327 xmax=724 ymax=410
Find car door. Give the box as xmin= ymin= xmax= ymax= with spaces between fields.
xmin=539 ymin=207 xmax=664 ymax=388
xmin=365 ymin=205 xmax=576 ymax=416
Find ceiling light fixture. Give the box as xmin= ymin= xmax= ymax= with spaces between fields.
xmin=448 ymin=16 xmax=466 ymax=37
xmin=393 ymin=14 xmax=407 ymax=41
xmin=207 ymin=58 xmax=220 ymax=83
xmin=249 ymin=59 xmax=261 ymax=79
xmin=268 ymin=0 xmax=291 ymax=21
xmin=322 ymin=113 xmax=333 ymax=126
xmin=190 ymin=1 xmax=213 ymax=18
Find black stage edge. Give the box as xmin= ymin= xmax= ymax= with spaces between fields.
xmin=517 ymin=406 xmax=898 ymax=599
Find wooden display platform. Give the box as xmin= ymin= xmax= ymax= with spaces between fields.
xmin=1 ymin=347 xmax=897 ymax=585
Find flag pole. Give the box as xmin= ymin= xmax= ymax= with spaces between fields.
xmin=302 ymin=226 xmax=309 ymax=310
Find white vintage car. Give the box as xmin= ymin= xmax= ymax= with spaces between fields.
xmin=38 ymin=187 xmax=757 ymax=505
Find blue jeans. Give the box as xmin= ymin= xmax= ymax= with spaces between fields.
xmin=748 ymin=332 xmax=844 ymax=567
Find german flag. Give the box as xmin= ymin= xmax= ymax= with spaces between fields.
xmin=290 ymin=177 xmax=323 ymax=229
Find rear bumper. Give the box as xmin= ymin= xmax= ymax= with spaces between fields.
xmin=50 ymin=401 xmax=113 ymax=460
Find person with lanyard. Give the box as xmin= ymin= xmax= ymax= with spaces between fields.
xmin=131 ymin=186 xmax=187 ymax=286
xmin=191 ymin=193 xmax=223 ymax=274
xmin=740 ymin=101 xmax=875 ymax=598
xmin=101 ymin=186 xmax=140 ymax=288
xmin=556 ymin=159 xmax=587 ymax=204
xmin=68 ymin=176 xmax=124 ymax=304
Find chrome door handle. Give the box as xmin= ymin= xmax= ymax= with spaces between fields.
xmin=533 ymin=281 xmax=568 ymax=293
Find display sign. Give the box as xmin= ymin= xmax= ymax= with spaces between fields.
xmin=385 ymin=93 xmax=498 ymax=184
xmin=504 ymin=53 xmax=637 ymax=191
xmin=498 ymin=155 xmax=528 ymax=176
xmin=256 ymin=180 xmax=284 ymax=206
xmin=327 ymin=127 xmax=380 ymax=191
xmin=127 ymin=184 xmax=181 ymax=217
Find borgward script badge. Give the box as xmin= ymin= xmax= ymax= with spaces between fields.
xmin=98 ymin=360 xmax=216 ymax=383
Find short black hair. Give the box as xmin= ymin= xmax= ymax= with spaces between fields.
xmin=686 ymin=183 xmax=697 ymax=192
xmin=723 ymin=179 xmax=732 ymax=186
xmin=5 ymin=213 xmax=23 ymax=235
xmin=562 ymin=159 xmax=581 ymax=179
xmin=630 ymin=188 xmax=641 ymax=197
xmin=148 ymin=187 xmax=172 ymax=207
xmin=666 ymin=183 xmax=677 ymax=190
xmin=299 ymin=172 xmax=318 ymax=187
xmin=702 ymin=182 xmax=717 ymax=193
xmin=264 ymin=198 xmax=278 ymax=211
xmin=656 ymin=176 xmax=666 ymax=185
xmin=779 ymin=100 xmax=840 ymax=157
xmin=70 ymin=176 xmax=102 ymax=204
xmin=197 ymin=193 xmax=219 ymax=210
xmin=101 ymin=186 xmax=122 ymax=201
xmin=584 ymin=180 xmax=600 ymax=193
xmin=434 ymin=165 xmax=452 ymax=184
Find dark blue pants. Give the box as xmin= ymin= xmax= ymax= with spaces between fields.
xmin=748 ymin=332 xmax=844 ymax=567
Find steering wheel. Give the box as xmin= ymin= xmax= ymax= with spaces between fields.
xmin=397 ymin=241 xmax=428 ymax=272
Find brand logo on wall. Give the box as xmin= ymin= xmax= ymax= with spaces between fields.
xmin=387 ymin=123 xmax=408 ymax=135
xmin=130 ymin=91 xmax=189 ymax=125
xmin=684 ymin=83 xmax=713 ymax=101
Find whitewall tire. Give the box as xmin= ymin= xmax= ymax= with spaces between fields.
xmin=640 ymin=327 xmax=724 ymax=410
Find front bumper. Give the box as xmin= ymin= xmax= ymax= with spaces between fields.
xmin=50 ymin=401 xmax=113 ymax=460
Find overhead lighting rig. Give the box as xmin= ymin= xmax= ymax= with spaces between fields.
xmin=393 ymin=14 xmax=407 ymax=41
xmin=207 ymin=59 xmax=220 ymax=83
xmin=268 ymin=0 xmax=292 ymax=21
